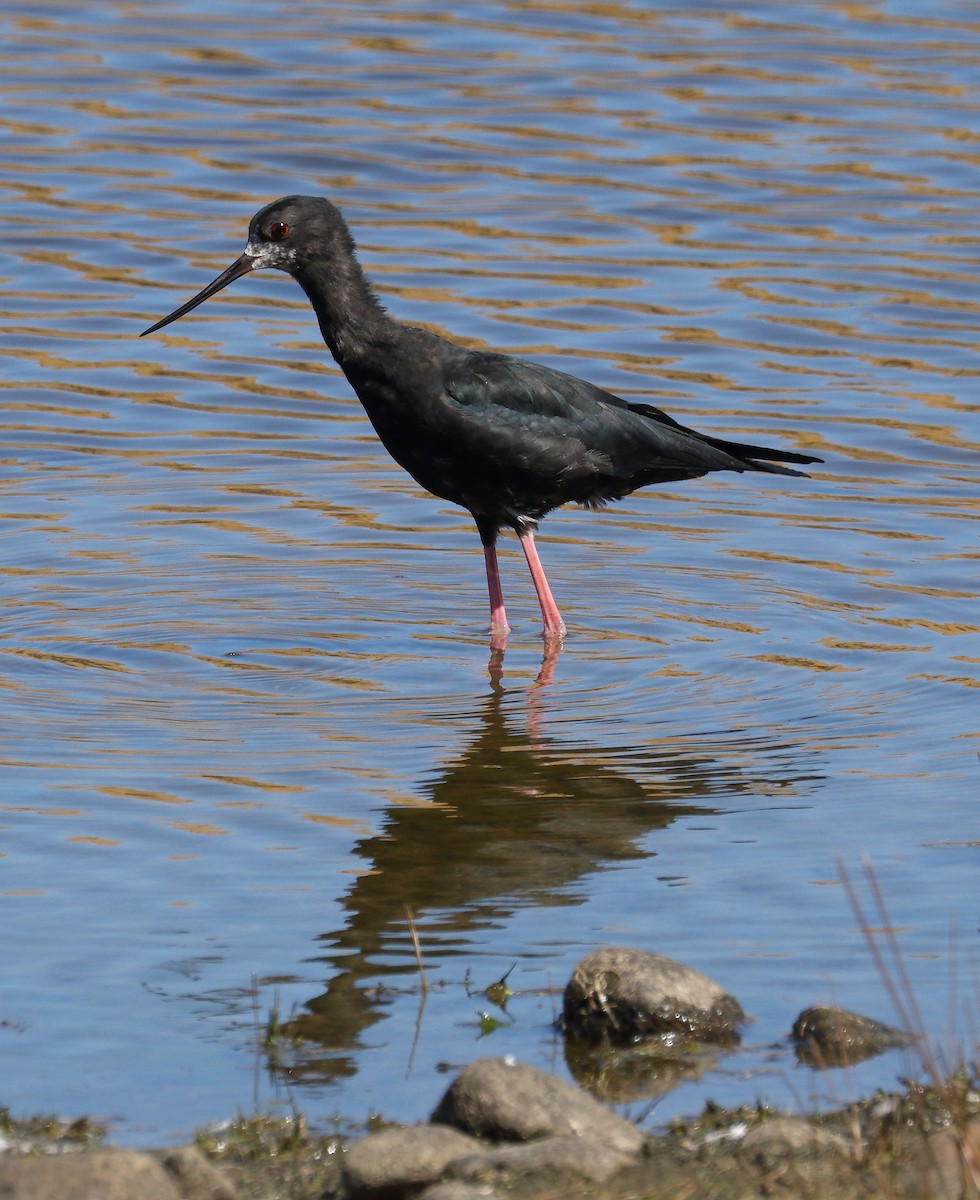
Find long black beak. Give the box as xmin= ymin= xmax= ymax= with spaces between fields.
xmin=140 ymin=253 xmax=257 ymax=336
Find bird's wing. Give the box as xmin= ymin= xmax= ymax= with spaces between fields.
xmin=446 ymin=352 xmax=630 ymax=423
xmin=445 ymin=353 xmax=819 ymax=475
xmin=444 ymin=353 xmax=742 ymax=473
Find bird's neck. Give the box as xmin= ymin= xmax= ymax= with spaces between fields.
xmin=293 ymin=258 xmax=392 ymax=374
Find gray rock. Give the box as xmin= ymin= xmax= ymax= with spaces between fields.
xmin=419 ymin=1185 xmax=499 ymax=1200
xmin=448 ymin=1134 xmax=636 ymax=1185
xmin=431 ymin=1057 xmax=643 ymax=1155
xmin=912 ymin=1121 xmax=980 ymax=1200
xmin=563 ymin=947 xmax=745 ymax=1044
xmin=0 ymin=1150 xmax=182 ymax=1200
xmin=341 ymin=1124 xmax=482 ymax=1199
xmin=160 ymin=1146 xmax=240 ymax=1199
xmin=792 ymin=1005 xmax=908 ymax=1067
xmin=740 ymin=1117 xmax=850 ymax=1166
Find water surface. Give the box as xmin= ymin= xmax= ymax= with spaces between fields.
xmin=1 ymin=0 xmax=977 ymax=1143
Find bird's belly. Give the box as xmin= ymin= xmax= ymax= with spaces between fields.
xmin=358 ymin=400 xmax=611 ymax=525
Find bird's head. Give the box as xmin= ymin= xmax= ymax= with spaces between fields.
xmin=140 ymin=195 xmax=352 ymax=336
xmin=245 ymin=195 xmax=355 ymax=273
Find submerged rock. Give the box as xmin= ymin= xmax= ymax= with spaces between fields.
xmin=431 ymin=1056 xmax=644 ymax=1155
xmin=562 ymin=947 xmax=745 ymax=1045
xmin=792 ymin=1005 xmax=908 ymax=1066
xmin=565 ymin=1033 xmax=719 ymax=1103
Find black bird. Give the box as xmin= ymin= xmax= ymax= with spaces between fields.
xmin=142 ymin=196 xmax=821 ymax=643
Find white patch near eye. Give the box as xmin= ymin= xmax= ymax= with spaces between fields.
xmin=245 ymin=239 xmax=299 ymax=269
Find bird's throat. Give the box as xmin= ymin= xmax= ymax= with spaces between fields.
xmin=294 ymin=260 xmax=390 ymax=374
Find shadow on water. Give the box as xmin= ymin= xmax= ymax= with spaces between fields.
xmin=280 ymin=658 xmax=816 ymax=1085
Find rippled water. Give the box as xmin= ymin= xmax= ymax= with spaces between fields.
xmin=1 ymin=0 xmax=977 ymax=1145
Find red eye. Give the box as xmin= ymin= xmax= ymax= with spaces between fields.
xmin=269 ymin=222 xmax=289 ymax=241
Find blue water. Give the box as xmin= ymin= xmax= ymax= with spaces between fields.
xmin=0 ymin=0 xmax=976 ymax=1144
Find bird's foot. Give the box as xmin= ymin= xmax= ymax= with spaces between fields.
xmin=489 ymin=622 xmax=510 ymax=654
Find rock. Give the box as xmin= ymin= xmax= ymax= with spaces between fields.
xmin=0 ymin=1150 xmax=181 ymax=1200
xmin=792 ymin=1006 xmax=908 ymax=1067
xmin=160 ymin=1146 xmax=240 ymax=1199
xmin=914 ymin=1121 xmax=980 ymax=1200
xmin=448 ymin=1134 xmax=636 ymax=1186
xmin=739 ymin=1117 xmax=851 ymax=1167
xmin=563 ymin=947 xmax=745 ymax=1044
xmin=431 ymin=1056 xmax=643 ymax=1155
xmin=419 ymin=1185 xmax=499 ymax=1200
xmin=341 ymin=1124 xmax=482 ymax=1199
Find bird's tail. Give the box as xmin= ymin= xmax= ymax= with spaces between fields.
xmin=628 ymin=400 xmax=823 ymax=478
xmin=705 ymin=436 xmax=820 ymax=477
xmin=669 ymin=427 xmax=822 ymax=478
xmin=705 ymin=435 xmax=822 ymax=477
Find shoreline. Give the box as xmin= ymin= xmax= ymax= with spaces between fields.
xmin=1 ymin=1063 xmax=976 ymax=1200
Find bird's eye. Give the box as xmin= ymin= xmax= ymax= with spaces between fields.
xmin=268 ymin=222 xmax=290 ymax=241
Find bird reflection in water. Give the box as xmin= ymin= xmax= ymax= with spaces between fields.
xmin=486 ymin=634 xmax=561 ymax=690
xmin=269 ymin=681 xmax=806 ymax=1088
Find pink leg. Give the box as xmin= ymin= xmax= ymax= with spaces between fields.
xmin=518 ymin=529 xmax=566 ymax=640
xmin=483 ymin=542 xmax=510 ymax=641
